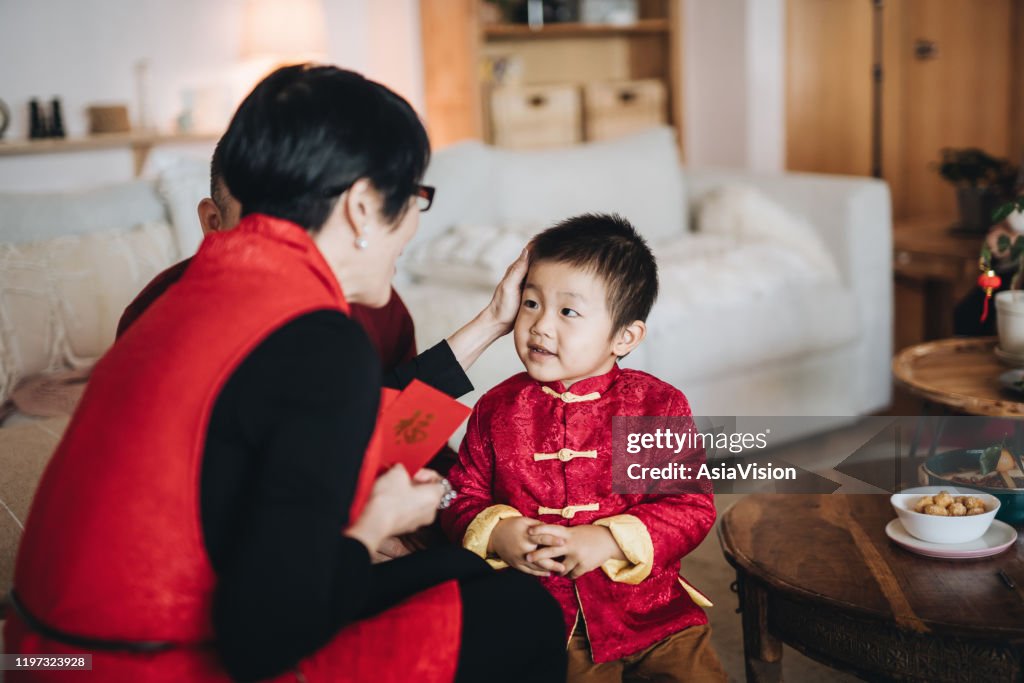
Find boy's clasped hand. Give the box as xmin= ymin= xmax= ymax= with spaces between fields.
xmin=489 ymin=517 xmax=626 ymax=579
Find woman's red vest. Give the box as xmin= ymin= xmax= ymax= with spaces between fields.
xmin=4 ymin=215 xmax=461 ymax=682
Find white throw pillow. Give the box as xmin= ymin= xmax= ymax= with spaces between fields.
xmin=0 ymin=221 xmax=177 ymax=402
xmin=492 ymin=126 xmax=686 ymax=244
xmin=154 ymin=157 xmax=210 ymax=259
xmin=694 ymin=185 xmax=840 ymax=281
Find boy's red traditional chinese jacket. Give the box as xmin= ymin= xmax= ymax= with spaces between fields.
xmin=441 ymin=365 xmax=716 ymax=663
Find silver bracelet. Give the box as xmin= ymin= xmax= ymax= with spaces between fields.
xmin=438 ymin=478 xmax=458 ymax=510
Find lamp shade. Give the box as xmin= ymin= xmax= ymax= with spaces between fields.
xmin=241 ymin=0 xmax=327 ymax=61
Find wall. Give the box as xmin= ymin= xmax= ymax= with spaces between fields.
xmin=683 ymin=0 xmax=785 ymax=171
xmin=0 ymin=0 xmax=423 ymax=192
xmin=0 ymin=0 xmax=785 ymax=192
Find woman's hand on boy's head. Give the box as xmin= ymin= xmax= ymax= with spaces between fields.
xmin=527 ymin=524 xmax=625 ymax=580
xmin=485 ymin=248 xmax=530 ymax=333
xmin=490 ymin=515 xmax=564 ymax=577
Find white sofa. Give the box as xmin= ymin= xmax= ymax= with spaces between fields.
xmin=399 ymin=128 xmax=892 ymax=443
xmin=0 ymin=130 xmax=892 ymax=612
xmin=0 ymin=129 xmax=892 ymax=439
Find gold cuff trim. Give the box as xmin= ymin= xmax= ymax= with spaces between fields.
xmin=534 ymin=448 xmax=598 ymax=462
xmin=594 ymin=514 xmax=654 ymax=584
xmin=537 ymin=503 xmax=600 ymax=519
xmin=678 ymin=577 xmax=714 ymax=607
xmin=541 ymin=386 xmax=601 ymax=403
xmin=463 ymin=504 xmax=522 ymax=569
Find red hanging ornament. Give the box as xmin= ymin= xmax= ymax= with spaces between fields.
xmin=979 ymin=269 xmax=1002 ymax=322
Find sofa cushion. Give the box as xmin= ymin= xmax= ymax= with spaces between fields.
xmin=154 ymin=156 xmax=210 ymax=259
xmin=696 ymin=184 xmax=840 ymax=282
xmin=492 ymin=126 xmax=686 ymax=244
xmin=410 ymin=140 xmax=500 ymax=267
xmin=403 ymin=222 xmax=539 ymax=287
xmin=0 ymin=180 xmax=168 ymax=245
xmin=642 ymin=240 xmax=859 ymax=382
xmin=0 ymin=221 xmax=177 ymax=402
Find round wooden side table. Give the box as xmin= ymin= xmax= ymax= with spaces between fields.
xmin=892 ymin=337 xmax=1024 ymax=417
xmin=718 ymin=494 xmax=1024 ymax=682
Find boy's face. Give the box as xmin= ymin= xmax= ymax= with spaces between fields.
xmin=514 ymin=260 xmax=627 ymax=389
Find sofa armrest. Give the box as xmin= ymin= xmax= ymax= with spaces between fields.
xmin=684 ymin=168 xmax=893 ymax=412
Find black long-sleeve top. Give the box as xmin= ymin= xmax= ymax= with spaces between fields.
xmin=201 ymin=310 xmax=473 ymax=681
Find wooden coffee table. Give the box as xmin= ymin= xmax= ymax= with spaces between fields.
xmin=892 ymin=336 xmax=1024 ymax=417
xmin=718 ymin=494 xmax=1024 ymax=682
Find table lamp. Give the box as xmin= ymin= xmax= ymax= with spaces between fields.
xmin=241 ymin=0 xmax=327 ymax=63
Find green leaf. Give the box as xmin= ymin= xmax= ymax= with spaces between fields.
xmin=980 ymin=445 xmax=1002 ymax=475
xmin=998 ymin=234 xmax=1011 ymax=251
xmin=994 ymin=202 xmax=1015 ymax=222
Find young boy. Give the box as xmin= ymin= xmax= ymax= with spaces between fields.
xmin=441 ymin=214 xmax=725 ymax=682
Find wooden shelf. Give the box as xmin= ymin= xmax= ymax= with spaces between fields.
xmin=483 ymin=19 xmax=669 ymax=40
xmin=0 ymin=132 xmax=218 ymax=157
xmin=0 ymin=131 xmax=220 ymax=175
xmin=420 ymin=0 xmax=682 ymax=150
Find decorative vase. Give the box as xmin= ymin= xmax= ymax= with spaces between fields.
xmin=995 ymin=290 xmax=1024 ymax=353
xmin=1006 ymin=208 xmax=1024 ymax=233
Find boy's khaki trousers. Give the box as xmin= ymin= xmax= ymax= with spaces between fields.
xmin=567 ymin=623 xmax=727 ymax=683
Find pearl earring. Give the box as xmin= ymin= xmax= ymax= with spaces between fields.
xmin=355 ymin=224 xmax=369 ymax=250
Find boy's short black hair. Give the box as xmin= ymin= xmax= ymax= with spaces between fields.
xmin=218 ymin=63 xmax=430 ymax=232
xmin=528 ymin=213 xmax=658 ymax=333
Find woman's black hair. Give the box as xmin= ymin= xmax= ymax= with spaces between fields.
xmin=218 ymin=63 xmax=431 ymax=232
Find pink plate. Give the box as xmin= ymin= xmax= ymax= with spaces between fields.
xmin=885 ymin=519 xmax=1018 ymax=559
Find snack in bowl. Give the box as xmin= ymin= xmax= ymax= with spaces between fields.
xmin=913 ymin=492 xmax=988 ymax=516
xmin=891 ymin=488 xmax=1000 ymax=544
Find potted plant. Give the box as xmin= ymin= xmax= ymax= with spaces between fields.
xmin=983 ymin=197 xmax=1024 ymax=352
xmin=935 ymin=148 xmax=1019 ymax=233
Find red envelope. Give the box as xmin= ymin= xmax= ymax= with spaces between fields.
xmin=349 ymin=381 xmax=470 ymax=522
xmin=378 ymin=379 xmax=471 ymax=474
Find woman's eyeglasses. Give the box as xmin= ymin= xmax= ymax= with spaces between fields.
xmin=323 ymin=183 xmax=434 ymax=212
xmin=415 ymin=185 xmax=435 ymax=212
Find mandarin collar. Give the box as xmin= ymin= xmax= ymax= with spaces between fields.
xmin=540 ymin=364 xmax=621 ymax=398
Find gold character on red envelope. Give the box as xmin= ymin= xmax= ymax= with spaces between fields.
xmin=394 ymin=410 xmax=435 ymax=445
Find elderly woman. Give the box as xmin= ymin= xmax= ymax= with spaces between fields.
xmin=5 ymin=65 xmax=566 ymax=682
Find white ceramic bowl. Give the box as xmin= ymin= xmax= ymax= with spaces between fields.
xmin=890 ymin=489 xmax=1000 ymax=544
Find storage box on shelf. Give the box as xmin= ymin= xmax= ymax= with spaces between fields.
xmin=583 ymin=78 xmax=666 ymax=141
xmin=490 ymin=84 xmax=581 ymax=149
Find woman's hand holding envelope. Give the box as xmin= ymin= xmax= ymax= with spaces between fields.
xmin=346 ymin=465 xmax=445 ymax=555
